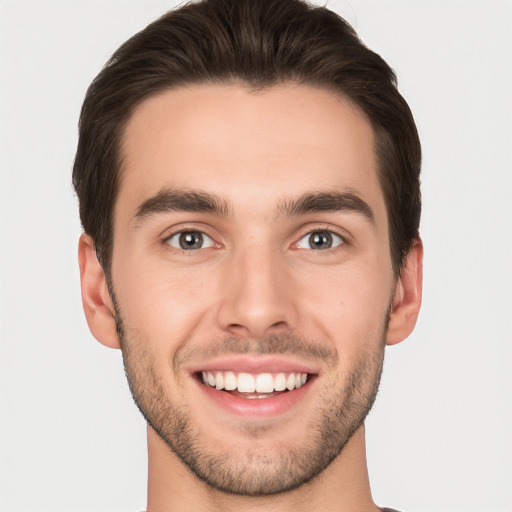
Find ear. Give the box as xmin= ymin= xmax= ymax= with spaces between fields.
xmin=386 ymin=238 xmax=423 ymax=346
xmin=78 ymin=233 xmax=120 ymax=349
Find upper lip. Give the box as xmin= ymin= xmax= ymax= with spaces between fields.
xmin=187 ymin=355 xmax=320 ymax=376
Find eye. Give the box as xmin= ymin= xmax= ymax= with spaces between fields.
xmin=166 ymin=231 xmax=214 ymax=250
xmin=296 ymin=230 xmax=344 ymax=250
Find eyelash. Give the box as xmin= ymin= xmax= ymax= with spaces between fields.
xmin=161 ymin=225 xmax=348 ymax=253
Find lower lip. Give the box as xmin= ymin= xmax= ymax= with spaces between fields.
xmin=196 ymin=378 xmax=314 ymax=418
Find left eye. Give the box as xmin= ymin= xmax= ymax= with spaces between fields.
xmin=296 ymin=230 xmax=344 ymax=250
xmin=166 ymin=231 xmax=214 ymax=250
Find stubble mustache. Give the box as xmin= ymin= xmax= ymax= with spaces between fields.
xmin=173 ymin=332 xmax=340 ymax=372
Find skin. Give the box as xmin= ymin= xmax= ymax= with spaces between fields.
xmin=78 ymin=83 xmax=423 ymax=511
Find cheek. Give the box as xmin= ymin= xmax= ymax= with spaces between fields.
xmin=297 ymin=262 xmax=392 ymax=349
xmin=113 ymin=258 xmax=220 ymax=348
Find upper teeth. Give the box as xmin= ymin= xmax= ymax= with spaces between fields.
xmin=201 ymin=371 xmax=308 ymax=393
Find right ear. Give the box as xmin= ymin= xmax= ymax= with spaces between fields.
xmin=78 ymin=233 xmax=121 ymax=349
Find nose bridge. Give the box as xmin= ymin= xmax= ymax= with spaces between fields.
xmin=216 ymin=238 xmax=295 ymax=337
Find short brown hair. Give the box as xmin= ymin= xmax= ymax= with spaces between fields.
xmin=73 ymin=0 xmax=421 ymax=276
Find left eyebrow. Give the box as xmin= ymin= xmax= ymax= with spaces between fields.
xmin=275 ymin=190 xmax=375 ymax=223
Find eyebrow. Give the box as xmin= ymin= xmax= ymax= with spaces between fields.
xmin=133 ymin=188 xmax=374 ymax=225
xmin=134 ymin=189 xmax=232 ymax=223
xmin=276 ymin=190 xmax=375 ymax=223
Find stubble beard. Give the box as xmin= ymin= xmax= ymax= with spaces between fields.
xmin=113 ymin=298 xmax=387 ymax=497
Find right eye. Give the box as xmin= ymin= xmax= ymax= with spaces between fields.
xmin=165 ymin=231 xmax=214 ymax=251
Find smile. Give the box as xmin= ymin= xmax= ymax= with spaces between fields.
xmin=190 ymin=356 xmax=318 ymax=416
xmin=201 ymin=371 xmax=309 ymax=397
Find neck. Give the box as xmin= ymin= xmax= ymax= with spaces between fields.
xmin=146 ymin=424 xmax=379 ymax=512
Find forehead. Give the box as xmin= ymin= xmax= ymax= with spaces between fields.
xmin=117 ymin=83 xmax=385 ymax=223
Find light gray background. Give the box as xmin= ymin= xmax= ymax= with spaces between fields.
xmin=0 ymin=1 xmax=511 ymax=511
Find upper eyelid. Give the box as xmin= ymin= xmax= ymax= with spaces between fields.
xmin=294 ymin=224 xmax=350 ymax=243
xmin=301 ymin=226 xmax=345 ymax=237
xmin=160 ymin=223 xmax=217 ymax=240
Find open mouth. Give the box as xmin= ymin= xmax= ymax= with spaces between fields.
xmin=198 ymin=370 xmax=311 ymax=399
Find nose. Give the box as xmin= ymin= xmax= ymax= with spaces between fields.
xmin=216 ymin=244 xmax=297 ymax=339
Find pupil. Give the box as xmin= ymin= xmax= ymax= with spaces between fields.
xmin=179 ymin=231 xmax=203 ymax=249
xmin=309 ymin=231 xmax=332 ymax=249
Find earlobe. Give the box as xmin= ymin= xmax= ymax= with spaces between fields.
xmin=386 ymin=238 xmax=423 ymax=346
xmin=78 ymin=233 xmax=121 ymax=349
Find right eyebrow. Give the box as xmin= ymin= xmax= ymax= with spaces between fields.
xmin=133 ymin=189 xmax=232 ymax=225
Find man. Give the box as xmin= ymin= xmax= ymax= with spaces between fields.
xmin=73 ymin=0 xmax=422 ymax=510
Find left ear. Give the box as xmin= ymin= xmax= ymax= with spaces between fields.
xmin=386 ymin=238 xmax=423 ymax=346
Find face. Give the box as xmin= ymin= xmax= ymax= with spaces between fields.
xmin=109 ymin=84 xmax=397 ymax=495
